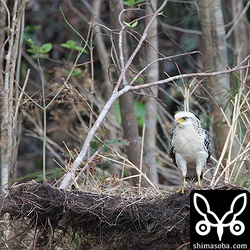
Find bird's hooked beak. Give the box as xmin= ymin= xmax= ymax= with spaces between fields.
xmin=174 ymin=117 xmax=185 ymax=126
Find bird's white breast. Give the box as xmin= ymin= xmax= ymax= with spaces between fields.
xmin=173 ymin=126 xmax=207 ymax=163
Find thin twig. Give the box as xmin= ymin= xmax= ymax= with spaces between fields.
xmin=139 ymin=123 xmax=146 ymax=190
xmin=14 ymin=69 xmax=30 ymax=122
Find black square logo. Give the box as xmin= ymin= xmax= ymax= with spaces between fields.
xmin=190 ymin=190 xmax=250 ymax=249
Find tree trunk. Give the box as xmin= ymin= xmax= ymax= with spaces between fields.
xmin=92 ymin=0 xmax=119 ymax=175
xmin=143 ymin=0 xmax=159 ymax=186
xmin=0 ymin=0 xmax=8 ymax=193
xmin=109 ymin=0 xmax=141 ymax=185
xmin=0 ymin=0 xmax=24 ymax=193
xmin=197 ymin=1 xmax=231 ymax=156
xmin=229 ymin=0 xmax=249 ymax=85
xmin=197 ymin=0 xmax=245 ymax=183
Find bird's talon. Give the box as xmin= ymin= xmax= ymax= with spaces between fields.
xmin=198 ymin=175 xmax=203 ymax=189
xmin=176 ymin=188 xmax=184 ymax=194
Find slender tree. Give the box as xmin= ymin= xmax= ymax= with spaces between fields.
xmin=109 ymin=0 xmax=141 ymax=184
xmin=0 ymin=0 xmax=7 ymax=192
xmin=143 ymin=0 xmax=159 ymax=186
xmin=92 ymin=0 xmax=120 ymax=175
xmin=228 ymin=0 xmax=249 ymax=83
xmin=197 ymin=0 xmax=242 ymax=178
xmin=0 ymin=0 xmax=25 ymax=193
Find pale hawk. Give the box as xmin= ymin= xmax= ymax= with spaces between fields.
xmin=169 ymin=111 xmax=211 ymax=193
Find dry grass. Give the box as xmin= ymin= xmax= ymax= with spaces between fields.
xmin=210 ymin=68 xmax=250 ymax=187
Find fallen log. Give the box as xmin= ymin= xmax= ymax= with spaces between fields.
xmin=0 ymin=182 xmax=190 ymax=249
xmin=1 ymin=182 xmax=246 ymax=249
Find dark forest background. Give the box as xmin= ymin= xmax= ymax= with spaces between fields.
xmin=0 ymin=0 xmax=249 ymax=192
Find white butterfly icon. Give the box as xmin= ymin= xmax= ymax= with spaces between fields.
xmin=193 ymin=193 xmax=247 ymax=241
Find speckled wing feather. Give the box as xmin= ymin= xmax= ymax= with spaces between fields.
xmin=203 ymin=129 xmax=211 ymax=162
xmin=169 ymin=127 xmax=177 ymax=167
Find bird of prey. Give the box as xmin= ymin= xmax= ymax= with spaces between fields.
xmin=169 ymin=111 xmax=211 ymax=193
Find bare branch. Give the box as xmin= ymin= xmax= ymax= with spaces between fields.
xmin=128 ymin=64 xmax=250 ymax=91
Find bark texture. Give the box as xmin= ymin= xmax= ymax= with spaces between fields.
xmin=143 ymin=0 xmax=159 ymax=186
xmin=197 ymin=0 xmax=232 ymax=158
xmin=0 ymin=0 xmax=8 ymax=193
xmin=0 ymin=0 xmax=25 ymax=192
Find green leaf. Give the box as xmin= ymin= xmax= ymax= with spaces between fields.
xmin=114 ymin=101 xmax=121 ymax=124
xmin=134 ymin=101 xmax=145 ymax=127
xmin=60 ymin=40 xmax=88 ymax=54
xmin=123 ymin=21 xmax=138 ymax=28
xmin=123 ymin=21 xmax=131 ymax=27
xmin=123 ymin=0 xmax=134 ymax=7
xmin=26 ymin=48 xmax=36 ymax=54
xmin=74 ymin=45 xmax=88 ymax=54
xmin=134 ymin=0 xmax=145 ymax=4
xmin=114 ymin=100 xmax=145 ymax=127
xmin=130 ymin=21 xmax=138 ymax=28
xmin=26 ymin=39 xmax=38 ymax=54
xmin=24 ymin=25 xmax=41 ymax=40
xmin=40 ymin=43 xmax=52 ymax=54
xmin=123 ymin=0 xmax=144 ymax=7
xmin=26 ymin=39 xmax=52 ymax=56
xmin=61 ymin=40 xmax=77 ymax=49
xmin=27 ymin=38 xmax=33 ymax=44
xmin=65 ymin=68 xmax=83 ymax=76
xmin=71 ymin=68 xmax=83 ymax=76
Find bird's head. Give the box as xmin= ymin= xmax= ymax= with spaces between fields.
xmin=173 ymin=111 xmax=199 ymax=128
